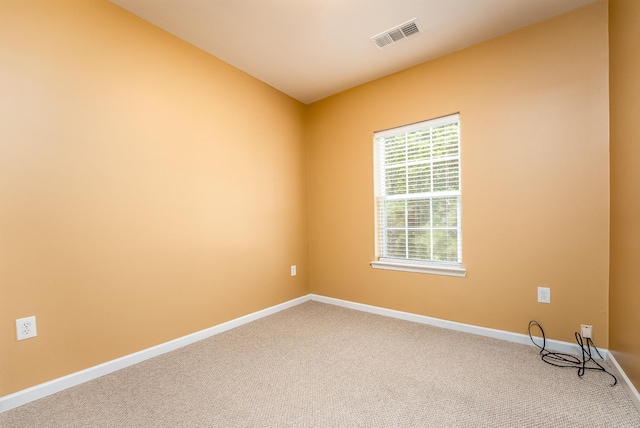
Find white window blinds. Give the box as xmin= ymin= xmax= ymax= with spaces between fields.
xmin=374 ymin=114 xmax=462 ymax=272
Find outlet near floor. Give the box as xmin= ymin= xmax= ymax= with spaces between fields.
xmin=537 ymin=287 xmax=551 ymax=304
xmin=16 ymin=316 xmax=37 ymax=341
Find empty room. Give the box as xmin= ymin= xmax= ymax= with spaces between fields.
xmin=1 ymin=0 xmax=639 ymax=426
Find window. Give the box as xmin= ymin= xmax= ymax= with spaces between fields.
xmin=371 ymin=114 xmax=465 ymax=277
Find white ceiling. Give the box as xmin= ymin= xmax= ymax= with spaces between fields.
xmin=109 ymin=0 xmax=596 ymax=104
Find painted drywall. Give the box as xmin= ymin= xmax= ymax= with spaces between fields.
xmin=306 ymin=1 xmax=609 ymax=345
xmin=0 ymin=0 xmax=308 ymax=396
xmin=609 ymin=0 xmax=640 ymax=391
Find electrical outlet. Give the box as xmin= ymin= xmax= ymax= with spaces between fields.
xmin=537 ymin=287 xmax=550 ymax=304
xmin=290 ymin=265 xmax=296 ymax=276
xmin=581 ymin=324 xmax=593 ymax=339
xmin=16 ymin=316 xmax=37 ymax=341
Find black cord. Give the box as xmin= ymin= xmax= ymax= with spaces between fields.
xmin=528 ymin=320 xmax=617 ymax=386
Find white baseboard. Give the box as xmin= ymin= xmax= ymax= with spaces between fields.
xmin=310 ymin=294 xmax=640 ymax=408
xmin=607 ymin=351 xmax=640 ymax=412
xmin=3 ymin=293 xmax=638 ymax=415
xmin=309 ymin=294 xmax=604 ymax=357
xmin=0 ymin=294 xmax=311 ymax=413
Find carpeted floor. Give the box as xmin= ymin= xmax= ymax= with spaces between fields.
xmin=1 ymin=301 xmax=639 ymax=427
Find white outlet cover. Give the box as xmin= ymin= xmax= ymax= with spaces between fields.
xmin=581 ymin=324 xmax=593 ymax=339
xmin=16 ymin=316 xmax=37 ymax=341
xmin=537 ymin=287 xmax=551 ymax=304
xmin=291 ymin=265 xmax=297 ymax=276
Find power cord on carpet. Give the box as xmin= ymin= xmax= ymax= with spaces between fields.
xmin=528 ymin=320 xmax=617 ymax=386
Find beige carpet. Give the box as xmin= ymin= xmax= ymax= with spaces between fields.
xmin=1 ymin=301 xmax=639 ymax=427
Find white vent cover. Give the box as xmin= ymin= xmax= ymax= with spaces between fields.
xmin=371 ymin=18 xmax=423 ymax=49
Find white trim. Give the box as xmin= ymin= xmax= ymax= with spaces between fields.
xmin=310 ymin=294 xmax=640 ymax=407
xmin=0 ymin=295 xmax=311 ymax=413
xmin=607 ymin=351 xmax=640 ymax=412
xmin=371 ymin=259 xmax=466 ymax=277
xmin=309 ymin=294 xmax=600 ymax=356
xmin=375 ymin=113 xmax=460 ymax=137
xmin=5 ymin=293 xmax=638 ymax=415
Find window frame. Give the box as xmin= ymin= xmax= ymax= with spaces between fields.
xmin=371 ymin=114 xmax=466 ymax=277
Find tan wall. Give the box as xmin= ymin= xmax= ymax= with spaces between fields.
xmin=0 ymin=0 xmax=619 ymax=401
xmin=0 ymin=0 xmax=309 ymax=396
xmin=609 ymin=0 xmax=640 ymax=390
xmin=306 ymin=2 xmax=610 ymax=344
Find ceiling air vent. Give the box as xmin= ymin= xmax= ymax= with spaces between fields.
xmin=371 ymin=18 xmax=423 ymax=49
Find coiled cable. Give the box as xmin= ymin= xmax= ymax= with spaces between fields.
xmin=528 ymin=320 xmax=617 ymax=386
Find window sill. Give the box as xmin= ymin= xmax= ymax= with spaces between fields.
xmin=370 ymin=260 xmax=466 ymax=277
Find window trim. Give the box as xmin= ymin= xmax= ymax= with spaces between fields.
xmin=371 ymin=113 xmax=465 ymax=277
xmin=370 ymin=258 xmax=467 ymax=277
